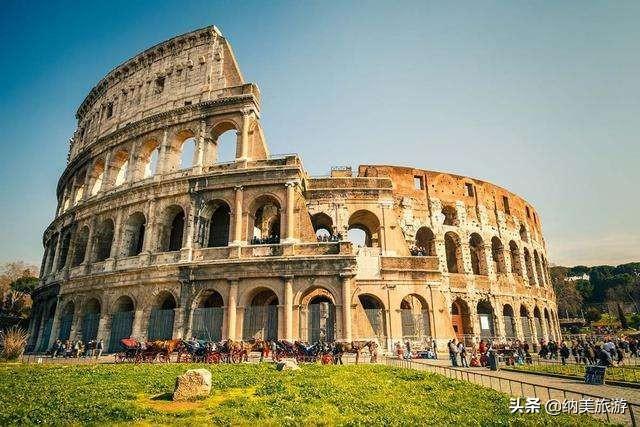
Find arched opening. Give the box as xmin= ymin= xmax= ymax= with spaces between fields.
xmin=414 ymin=227 xmax=436 ymax=256
xmin=450 ymin=298 xmax=471 ymax=341
xmin=442 ymin=205 xmax=457 ymax=226
xmin=523 ymin=248 xmax=536 ymax=285
xmin=138 ymin=140 xmax=160 ymax=179
xmin=311 ymin=213 xmax=334 ymax=241
xmin=120 ymin=212 xmax=146 ymax=257
xmin=89 ymin=159 xmax=105 ymax=196
xmin=503 ymin=305 xmax=516 ymax=339
xmin=82 ymin=298 xmax=101 ymax=343
xmin=148 ymin=292 xmax=176 ymax=340
xmin=307 ymin=293 xmax=336 ymax=343
xmin=533 ymin=307 xmax=543 ymax=340
xmin=204 ymin=202 xmax=231 ymax=247
xmin=38 ymin=302 xmax=57 ymax=352
xmin=93 ymin=219 xmax=114 ymax=262
xmin=250 ymin=196 xmax=281 ymax=244
xmin=58 ymin=301 xmax=74 ymax=341
xmin=519 ymin=224 xmax=528 ymax=242
xmin=509 ymin=241 xmax=522 ymax=276
xmin=159 ymin=205 xmax=185 ymax=252
xmin=400 ymin=294 xmax=431 ymax=342
xmin=477 ymin=300 xmax=495 ymax=338
xmin=469 ymin=233 xmax=487 ymax=275
xmin=541 ymin=256 xmax=550 ymax=286
xmin=56 ymin=230 xmax=72 ymax=271
xmin=491 ymin=237 xmax=506 ymax=274
xmin=180 ymin=137 xmax=197 ymax=169
xmin=534 ymin=250 xmax=544 ymax=286
xmin=112 ymin=150 xmax=129 ymax=187
xmin=73 ymin=170 xmax=86 ymax=205
xmin=108 ymin=296 xmax=135 ymax=352
xmin=212 ymin=125 xmax=238 ymax=164
xmin=544 ymin=308 xmax=553 ymax=340
xmin=348 ymin=210 xmax=380 ymax=248
xmin=520 ymin=305 xmax=532 ymax=342
xmin=444 ymin=232 xmax=462 ymax=273
xmin=44 ymin=234 xmax=58 ymax=275
xmin=192 ymin=291 xmax=224 ymax=341
xmin=72 ymin=226 xmax=89 ymax=267
xmin=243 ymin=289 xmax=279 ymax=340
xmin=356 ymin=294 xmax=387 ymax=346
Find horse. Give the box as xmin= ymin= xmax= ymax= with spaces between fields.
xmin=146 ymin=339 xmax=183 ymax=362
xmin=294 ymin=341 xmax=321 ymax=363
xmin=333 ymin=340 xmax=378 ymax=364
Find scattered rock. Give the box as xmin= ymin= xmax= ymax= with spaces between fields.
xmin=172 ymin=369 xmax=212 ymax=401
xmin=276 ymin=359 xmax=299 ymax=371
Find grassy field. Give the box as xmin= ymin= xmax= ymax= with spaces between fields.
xmin=0 ymin=362 xmax=600 ymax=425
xmin=510 ymin=362 xmax=640 ymax=384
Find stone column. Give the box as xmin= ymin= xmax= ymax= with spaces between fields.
xmin=130 ymin=309 xmax=146 ymax=341
xmin=340 ymin=274 xmax=353 ymax=341
xmin=157 ymin=129 xmax=169 ymax=175
xmin=106 ymin=210 xmax=123 ymax=270
xmin=125 ymin=141 xmax=138 ymax=183
xmin=283 ymin=276 xmax=293 ymax=340
xmin=143 ymin=199 xmax=156 ymax=253
xmin=231 ymin=186 xmax=244 ymax=245
xmin=227 ymin=280 xmax=238 ymax=340
xmin=48 ymin=301 xmax=63 ymax=348
xmin=283 ymin=181 xmax=298 ymax=243
xmin=97 ymin=314 xmax=111 ymax=350
xmin=82 ymin=166 xmax=92 ymax=201
xmin=100 ymin=150 xmax=112 ymax=192
xmin=237 ymin=111 xmax=250 ymax=161
xmin=181 ymin=198 xmax=196 ymax=261
xmin=491 ymin=297 xmax=505 ymax=340
xmin=50 ymin=232 xmax=63 ymax=274
xmin=172 ymin=308 xmax=184 ymax=339
xmin=195 ymin=120 xmax=206 ymax=168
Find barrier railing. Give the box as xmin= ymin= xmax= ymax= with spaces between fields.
xmin=508 ymin=357 xmax=640 ymax=384
xmin=384 ymin=357 xmax=639 ymax=425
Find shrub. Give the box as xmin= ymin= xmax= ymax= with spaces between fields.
xmin=0 ymin=326 xmax=28 ymax=361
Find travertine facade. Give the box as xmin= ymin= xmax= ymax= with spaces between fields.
xmin=28 ymin=26 xmax=559 ymax=353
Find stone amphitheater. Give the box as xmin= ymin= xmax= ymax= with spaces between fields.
xmin=28 ymin=26 xmax=559 ymax=354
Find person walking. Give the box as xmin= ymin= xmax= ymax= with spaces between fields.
xmin=96 ymin=339 xmax=104 ymax=359
xmin=560 ymin=342 xmax=570 ymax=365
xmin=458 ymin=341 xmax=468 ymax=367
xmin=448 ymin=339 xmax=459 ymax=367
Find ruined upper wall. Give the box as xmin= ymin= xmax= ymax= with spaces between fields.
xmin=69 ymin=26 xmax=246 ymax=162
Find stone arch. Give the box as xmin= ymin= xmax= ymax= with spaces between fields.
xmin=201 ymin=200 xmax=231 ymax=248
xmin=108 ymin=295 xmax=136 ymax=352
xmin=509 ymin=240 xmax=523 ymax=276
xmin=355 ymin=294 xmax=387 ymax=345
xmin=89 ymin=158 xmax=105 ymax=196
xmin=533 ymin=250 xmax=544 ymax=286
xmin=348 ymin=210 xmax=381 ymax=248
xmin=476 ymin=299 xmax=495 ymax=337
xmin=243 ymin=288 xmax=279 ymax=340
xmin=415 ymin=227 xmax=436 ymax=256
xmin=469 ymin=233 xmax=487 ymax=275
xmin=165 ymin=128 xmax=197 ymax=172
xmin=120 ymin=212 xmax=146 ymax=257
xmin=81 ymin=297 xmax=101 ymax=343
xmin=519 ymin=304 xmax=533 ymax=342
xmin=92 ymin=218 xmax=114 ymax=262
xmin=400 ymin=294 xmax=431 ymax=340
xmin=58 ymin=301 xmax=75 ymax=341
xmin=192 ymin=289 xmax=225 ymax=341
xmin=491 ymin=236 xmax=506 ymax=274
xmin=56 ymin=229 xmax=72 ymax=271
xmin=502 ymin=304 xmax=516 ymax=339
xmin=533 ymin=306 xmax=543 ymax=340
xmin=136 ymin=139 xmax=161 ymax=180
xmin=310 ymin=213 xmax=333 ymax=240
xmin=519 ymin=224 xmax=528 ymax=243
xmin=444 ymin=231 xmax=463 ymax=273
xmin=301 ymin=287 xmax=337 ymax=342
xmin=44 ymin=233 xmax=58 ymax=275
xmin=72 ymin=226 xmax=89 ymax=267
xmin=450 ymin=297 xmax=472 ymax=339
xmin=523 ymin=248 xmax=536 ymax=285
xmin=249 ymin=195 xmax=282 ymax=244
xmin=442 ymin=205 xmax=457 ymax=226
xmin=211 ymin=120 xmax=240 ymax=164
xmin=72 ymin=169 xmax=87 ymax=205
xmin=111 ymin=149 xmax=130 ymax=187
xmin=147 ymin=291 xmax=177 ymax=341
xmin=158 ymin=204 xmax=185 ymax=252
xmin=544 ymin=307 xmax=553 ymax=340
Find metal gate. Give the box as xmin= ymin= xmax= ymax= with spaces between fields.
xmin=192 ymin=307 xmax=223 ymax=341
xmin=534 ymin=318 xmax=543 ymax=340
xmin=308 ymin=303 xmax=336 ymax=342
xmin=58 ymin=314 xmax=73 ymax=341
xmin=109 ymin=311 xmax=134 ymax=352
xmin=148 ymin=309 xmax=175 ymax=341
xmin=363 ymin=308 xmax=387 ymax=343
xmin=401 ymin=309 xmax=431 ymax=340
xmin=38 ymin=318 xmax=53 ymax=352
xmin=82 ymin=313 xmax=100 ymax=343
xmin=503 ymin=316 xmax=515 ymax=339
xmin=520 ymin=316 xmax=532 ymax=342
xmin=243 ymin=305 xmax=278 ymax=340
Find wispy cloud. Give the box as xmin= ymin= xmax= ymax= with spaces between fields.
xmin=548 ymin=233 xmax=640 ymax=267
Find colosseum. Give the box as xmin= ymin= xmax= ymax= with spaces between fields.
xmin=27 ymin=26 xmax=560 ymax=354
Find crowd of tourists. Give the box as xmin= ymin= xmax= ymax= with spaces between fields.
xmin=47 ymin=339 xmax=104 ymax=358
xmin=250 ymin=235 xmax=280 ymax=245
xmin=409 ymin=245 xmax=431 ymax=256
xmin=554 ymin=336 xmax=639 ymax=366
xmin=316 ymin=232 xmax=343 ymax=242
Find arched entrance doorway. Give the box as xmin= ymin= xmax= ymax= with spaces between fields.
xmin=450 ymin=298 xmax=471 ymax=342
xmin=58 ymin=302 xmax=74 ymax=341
xmin=82 ymin=299 xmax=101 ymax=344
xmin=109 ymin=296 xmax=135 ymax=352
xmin=148 ymin=292 xmax=176 ymax=340
xmin=38 ymin=302 xmax=57 ymax=352
xmin=503 ymin=305 xmax=516 ymax=339
xmin=307 ymin=294 xmax=336 ymax=343
xmin=243 ymin=289 xmax=278 ymax=340
xmin=356 ymin=294 xmax=387 ymax=347
xmin=477 ymin=300 xmax=495 ymax=338
xmin=400 ymin=294 xmax=431 ymax=343
xmin=192 ymin=291 xmax=224 ymax=341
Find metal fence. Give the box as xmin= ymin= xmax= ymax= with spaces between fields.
xmin=512 ymin=357 xmax=640 ymax=384
xmin=192 ymin=307 xmax=223 ymax=341
xmin=147 ymin=309 xmax=174 ymax=341
xmin=384 ymin=357 xmax=639 ymax=425
xmin=108 ymin=311 xmax=134 ymax=352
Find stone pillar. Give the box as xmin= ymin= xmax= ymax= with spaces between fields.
xmin=100 ymin=150 xmax=112 ymax=192
xmin=131 ymin=309 xmax=146 ymax=341
xmin=283 ymin=276 xmax=293 ymax=340
xmin=48 ymin=301 xmax=63 ymax=348
xmin=157 ymin=129 xmax=169 ymax=175
xmin=97 ymin=314 xmax=111 ymax=350
xmin=50 ymin=232 xmax=63 ymax=274
xmin=107 ymin=210 xmax=123 ymax=268
xmin=340 ymin=274 xmax=353 ymax=341
xmin=195 ymin=120 xmax=206 ymax=167
xmin=181 ymin=198 xmax=196 ymax=261
xmin=238 ymin=111 xmax=250 ymax=161
xmin=82 ymin=166 xmax=92 ymax=201
xmin=527 ymin=315 xmax=537 ymax=344
xmin=231 ymin=186 xmax=244 ymax=245
xmin=143 ymin=199 xmax=156 ymax=253
xmin=125 ymin=141 xmax=138 ymax=182
xmin=227 ymin=280 xmax=238 ymax=340
xmin=460 ymin=241 xmax=472 ymax=275
xmin=491 ymin=297 xmax=505 ymax=340
xmin=283 ymin=181 xmax=297 ymax=243
xmin=172 ymin=308 xmax=184 ymax=339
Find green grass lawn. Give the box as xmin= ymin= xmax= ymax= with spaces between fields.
xmin=510 ymin=362 xmax=640 ymax=384
xmin=0 ymin=362 xmax=600 ymax=426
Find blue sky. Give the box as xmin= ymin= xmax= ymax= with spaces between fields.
xmin=0 ymin=1 xmax=638 ymax=267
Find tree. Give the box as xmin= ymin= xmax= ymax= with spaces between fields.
xmin=568 ymin=265 xmax=590 ymax=277
xmin=10 ymin=277 xmax=38 ymax=295
xmin=0 ymin=262 xmax=39 ymax=320
xmin=554 ymin=280 xmax=583 ymax=317
xmin=584 ymin=307 xmax=602 ymax=323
